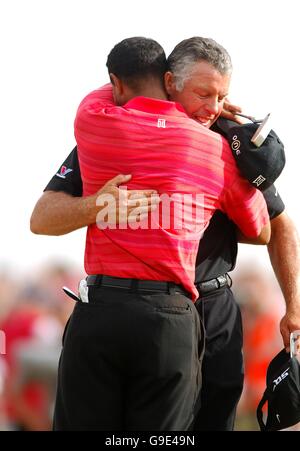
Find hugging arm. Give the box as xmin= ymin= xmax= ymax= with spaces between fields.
xmin=30 ymin=148 xmax=159 ymax=236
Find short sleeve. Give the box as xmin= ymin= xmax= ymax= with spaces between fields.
xmin=262 ymin=184 xmax=285 ymax=219
xmin=44 ymin=147 xmax=83 ymax=197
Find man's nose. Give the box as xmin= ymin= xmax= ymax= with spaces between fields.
xmin=204 ymin=98 xmax=219 ymax=115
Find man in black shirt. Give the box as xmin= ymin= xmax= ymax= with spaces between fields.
xmin=32 ymin=141 xmax=287 ymax=430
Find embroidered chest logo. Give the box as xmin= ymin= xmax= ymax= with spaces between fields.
xmin=231 ymin=135 xmax=241 ymax=155
xmin=157 ymin=118 xmax=166 ymax=128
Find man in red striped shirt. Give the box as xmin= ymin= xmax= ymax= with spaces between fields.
xmin=53 ymin=37 xmax=270 ymax=431
xmin=75 ymin=52 xmax=269 ymax=302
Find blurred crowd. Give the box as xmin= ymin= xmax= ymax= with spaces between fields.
xmin=0 ymin=261 xmax=83 ymax=431
xmin=0 ymin=259 xmax=285 ymax=431
xmin=232 ymin=262 xmax=285 ymax=430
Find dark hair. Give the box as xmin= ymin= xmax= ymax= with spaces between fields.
xmin=106 ymin=37 xmax=167 ymax=89
xmin=167 ymin=37 xmax=232 ymax=91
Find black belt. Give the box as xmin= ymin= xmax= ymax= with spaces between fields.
xmin=86 ymin=275 xmax=190 ymax=297
xmin=195 ymin=274 xmax=231 ymax=295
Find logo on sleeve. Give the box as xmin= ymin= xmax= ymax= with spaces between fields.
xmin=56 ymin=165 xmax=73 ymax=179
xmin=252 ymin=175 xmax=266 ymax=187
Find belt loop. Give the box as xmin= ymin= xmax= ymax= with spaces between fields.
xmin=168 ymin=283 xmax=176 ymax=295
xmin=226 ymin=273 xmax=232 ymax=288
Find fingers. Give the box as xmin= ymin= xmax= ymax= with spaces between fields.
xmin=117 ymin=193 xmax=160 ymax=210
xmin=127 ymin=189 xmax=159 ymax=198
xmin=96 ymin=179 xmax=160 ymax=226
xmin=127 ymin=204 xmax=159 ymax=223
xmin=220 ymin=109 xmax=245 ymax=124
xmin=223 ymin=99 xmax=242 ymax=113
xmin=127 ymin=203 xmax=158 ymax=215
xmin=103 ymin=175 xmax=159 ymax=199
xmin=124 ymin=195 xmax=160 ymax=224
xmin=127 ymin=193 xmax=160 ymax=206
xmin=280 ymin=318 xmax=291 ymax=350
xmin=107 ymin=174 xmax=132 ymax=187
xmin=119 ymin=204 xmax=158 ymax=224
xmin=222 ymin=99 xmax=244 ymax=124
xmin=282 ymin=330 xmax=290 ymax=351
xmin=126 ymin=199 xmax=159 ymax=222
xmin=115 ymin=192 xmax=160 ymax=225
xmin=279 ymin=316 xmax=300 ymax=351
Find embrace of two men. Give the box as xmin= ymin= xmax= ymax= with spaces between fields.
xmin=31 ymin=36 xmax=300 ymax=431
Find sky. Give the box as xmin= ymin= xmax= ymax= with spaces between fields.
xmin=1 ymin=0 xmax=300 ymax=276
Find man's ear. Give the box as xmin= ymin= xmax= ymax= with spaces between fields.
xmin=109 ymin=73 xmax=124 ymax=104
xmin=164 ymin=71 xmax=176 ymax=96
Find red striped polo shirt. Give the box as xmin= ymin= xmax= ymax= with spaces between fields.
xmin=75 ymin=84 xmax=269 ymax=300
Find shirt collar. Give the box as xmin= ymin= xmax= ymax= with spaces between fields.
xmin=124 ymin=96 xmax=188 ymax=118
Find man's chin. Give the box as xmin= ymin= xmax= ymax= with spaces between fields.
xmin=208 ymin=117 xmax=218 ymax=129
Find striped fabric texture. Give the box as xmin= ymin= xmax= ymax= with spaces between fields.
xmin=75 ymin=84 xmax=268 ymax=300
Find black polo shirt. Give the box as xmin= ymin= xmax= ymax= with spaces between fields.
xmin=45 ymin=146 xmax=285 ymax=283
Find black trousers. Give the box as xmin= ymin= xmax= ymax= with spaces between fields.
xmin=53 ymin=286 xmax=203 ymax=431
xmin=194 ymin=286 xmax=244 ymax=431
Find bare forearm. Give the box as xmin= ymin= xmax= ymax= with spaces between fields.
xmin=268 ymin=212 xmax=300 ymax=308
xmin=267 ymin=212 xmax=300 ymax=348
xmin=30 ymin=191 xmax=97 ymax=235
xmin=30 ymin=175 xmax=159 ymax=236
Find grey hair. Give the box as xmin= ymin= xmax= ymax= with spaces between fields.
xmin=167 ymin=37 xmax=232 ymax=91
